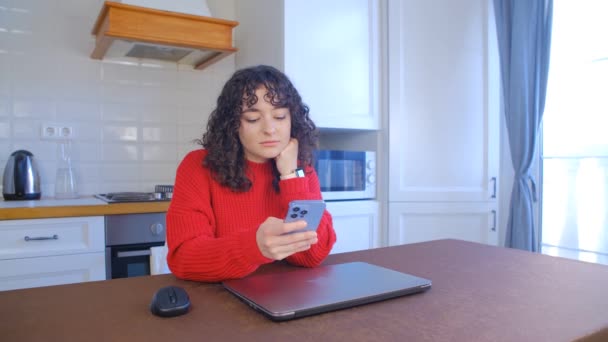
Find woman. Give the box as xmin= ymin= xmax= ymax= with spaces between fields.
xmin=166 ymin=65 xmax=336 ymax=282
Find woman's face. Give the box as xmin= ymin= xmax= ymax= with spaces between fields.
xmin=238 ymin=86 xmax=292 ymax=163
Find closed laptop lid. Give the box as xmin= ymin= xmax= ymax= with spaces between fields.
xmin=222 ymin=261 xmax=432 ymax=321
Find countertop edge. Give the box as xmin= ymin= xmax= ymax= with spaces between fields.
xmin=0 ymin=202 xmax=170 ymax=220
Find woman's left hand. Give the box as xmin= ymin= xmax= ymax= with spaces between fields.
xmin=275 ymin=138 xmax=299 ymax=177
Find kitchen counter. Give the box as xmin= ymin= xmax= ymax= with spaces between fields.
xmin=0 ymin=197 xmax=170 ymax=220
xmin=1 ymin=239 xmax=608 ymax=342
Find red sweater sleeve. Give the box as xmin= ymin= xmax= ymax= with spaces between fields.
xmin=279 ymin=166 xmax=337 ymax=267
xmin=166 ymin=151 xmax=272 ymax=282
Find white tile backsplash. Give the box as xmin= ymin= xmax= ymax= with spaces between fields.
xmin=71 ymin=142 xmax=101 ymax=162
xmin=178 ymin=124 xmax=205 ymax=144
xmin=139 ymin=104 xmax=176 ymax=123
xmin=180 ymin=106 xmax=213 ymax=125
xmin=76 ymin=163 xmax=100 ymax=182
xmin=54 ymin=82 xmax=102 ymax=102
xmin=10 ymin=54 xmax=56 ymax=81
xmin=0 ymin=0 xmax=235 ymax=195
xmin=139 ymin=162 xmax=177 ymax=182
xmin=140 ymin=66 xmax=178 ymax=88
xmin=101 ymin=84 xmax=144 ymax=104
xmin=100 ymin=163 xmax=140 ymax=182
xmin=55 ymin=57 xmax=103 ymax=84
xmin=142 ymin=144 xmax=178 ymax=161
xmin=103 ymin=125 xmax=138 ymax=142
xmin=102 ymin=143 xmax=138 ymax=161
xmin=72 ymin=122 xmax=102 ymax=142
xmin=12 ymin=119 xmax=43 ymax=139
xmin=12 ymin=79 xmax=58 ymax=99
xmin=57 ymin=0 xmax=102 ymax=20
xmin=11 ymin=0 xmax=55 ymax=14
xmin=0 ymin=97 xmax=9 ymax=117
xmin=142 ymin=126 xmax=177 ymax=143
xmin=102 ymin=102 xmax=138 ymax=122
xmin=13 ymin=99 xmax=55 ymax=119
xmin=0 ymin=54 xmax=9 ymax=95
xmin=56 ymin=100 xmax=101 ymax=121
xmin=0 ymin=121 xmax=9 ymax=138
xmin=102 ymin=62 xmax=140 ymax=86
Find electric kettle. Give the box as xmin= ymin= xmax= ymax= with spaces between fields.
xmin=2 ymin=150 xmax=41 ymax=200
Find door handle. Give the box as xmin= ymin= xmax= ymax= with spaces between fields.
xmin=491 ymin=210 xmax=497 ymax=232
xmin=490 ymin=177 xmax=497 ymax=199
xmin=117 ymin=250 xmax=152 ymax=258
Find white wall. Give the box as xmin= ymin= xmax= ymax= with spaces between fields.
xmin=0 ymin=0 xmax=236 ymax=197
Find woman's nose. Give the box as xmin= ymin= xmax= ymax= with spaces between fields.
xmin=263 ymin=121 xmax=277 ymax=134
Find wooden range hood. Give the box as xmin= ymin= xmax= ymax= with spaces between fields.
xmin=91 ymin=1 xmax=238 ymax=70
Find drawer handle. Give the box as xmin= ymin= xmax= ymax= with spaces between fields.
xmin=24 ymin=234 xmax=59 ymax=241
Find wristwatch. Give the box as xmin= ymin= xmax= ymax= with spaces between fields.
xmin=280 ymin=168 xmax=305 ymax=180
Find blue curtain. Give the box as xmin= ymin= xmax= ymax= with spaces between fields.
xmin=493 ymin=0 xmax=553 ymax=251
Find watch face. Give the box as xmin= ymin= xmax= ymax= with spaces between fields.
xmin=295 ymin=168 xmax=305 ymax=178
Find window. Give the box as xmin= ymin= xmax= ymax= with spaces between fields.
xmin=541 ymin=0 xmax=608 ymax=264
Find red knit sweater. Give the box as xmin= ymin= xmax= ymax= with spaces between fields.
xmin=166 ymin=149 xmax=336 ymax=282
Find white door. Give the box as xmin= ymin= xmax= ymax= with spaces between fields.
xmin=388 ymin=202 xmax=498 ymax=246
xmin=387 ymin=0 xmax=500 ymax=202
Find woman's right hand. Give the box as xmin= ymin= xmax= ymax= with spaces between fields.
xmin=256 ymin=217 xmax=318 ymax=260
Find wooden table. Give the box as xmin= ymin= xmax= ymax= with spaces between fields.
xmin=1 ymin=239 xmax=607 ymax=341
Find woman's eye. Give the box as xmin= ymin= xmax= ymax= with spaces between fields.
xmin=245 ymin=118 xmax=259 ymax=123
xmin=275 ymin=115 xmax=287 ymax=120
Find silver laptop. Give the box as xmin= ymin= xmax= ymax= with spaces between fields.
xmin=222 ymin=261 xmax=431 ymax=321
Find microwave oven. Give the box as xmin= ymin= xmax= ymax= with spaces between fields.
xmin=313 ymin=150 xmax=376 ymax=201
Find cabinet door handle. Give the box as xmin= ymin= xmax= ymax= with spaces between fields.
xmin=491 ymin=177 xmax=497 ymax=199
xmin=24 ymin=234 xmax=59 ymax=241
xmin=491 ymin=210 xmax=497 ymax=232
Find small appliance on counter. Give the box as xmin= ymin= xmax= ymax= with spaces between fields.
xmin=314 ymin=150 xmax=376 ymax=201
xmin=2 ymin=150 xmax=41 ymax=201
xmin=95 ymin=185 xmax=174 ymax=203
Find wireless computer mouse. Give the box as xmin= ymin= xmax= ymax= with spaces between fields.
xmin=150 ymin=286 xmax=191 ymax=317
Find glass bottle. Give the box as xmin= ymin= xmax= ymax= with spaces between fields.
xmin=55 ymin=139 xmax=79 ymax=199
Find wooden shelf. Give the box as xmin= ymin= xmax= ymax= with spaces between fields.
xmin=91 ymin=1 xmax=238 ymax=70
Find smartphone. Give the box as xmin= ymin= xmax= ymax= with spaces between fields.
xmin=284 ymin=200 xmax=326 ymax=233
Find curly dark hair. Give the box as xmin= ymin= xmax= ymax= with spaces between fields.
xmin=197 ymin=65 xmax=319 ymax=192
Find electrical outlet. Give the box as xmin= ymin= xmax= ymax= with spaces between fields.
xmin=59 ymin=126 xmax=73 ymax=139
xmin=41 ymin=124 xmax=75 ymax=139
xmin=41 ymin=124 xmax=58 ymax=139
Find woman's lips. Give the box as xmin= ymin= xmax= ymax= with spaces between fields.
xmin=261 ymin=140 xmax=279 ymax=147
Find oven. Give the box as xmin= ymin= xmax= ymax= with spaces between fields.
xmin=105 ymin=213 xmax=166 ymax=279
xmin=314 ymin=150 xmax=376 ymax=201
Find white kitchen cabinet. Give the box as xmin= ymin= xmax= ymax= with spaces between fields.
xmin=0 ymin=216 xmax=105 ymax=291
xmin=388 ymin=202 xmax=498 ymax=246
xmin=235 ymin=0 xmax=380 ymax=130
xmin=327 ymin=200 xmax=380 ymax=254
xmin=387 ymin=0 xmax=500 ymax=245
